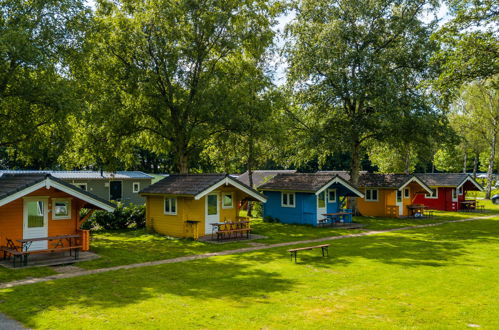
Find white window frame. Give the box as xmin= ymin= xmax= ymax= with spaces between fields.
xmin=164 ymin=197 xmax=177 ymax=215
xmin=425 ymin=188 xmax=439 ymax=199
xmin=222 ymin=192 xmax=234 ymax=209
xmin=452 ymin=188 xmax=458 ymax=201
xmin=404 ymin=188 xmax=410 ymax=199
xmin=51 ymin=198 xmax=72 ymax=220
xmin=365 ymin=189 xmax=379 ymax=202
xmin=327 ymin=189 xmax=337 ymax=203
xmin=132 ymin=182 xmax=140 ymax=193
xmin=74 ymin=183 xmax=87 ymax=191
xmin=281 ymin=192 xmax=295 ymax=208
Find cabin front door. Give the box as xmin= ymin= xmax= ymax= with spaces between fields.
xmin=205 ymin=193 xmax=219 ymax=235
xmin=23 ymin=198 xmax=48 ymax=251
xmin=396 ymin=190 xmax=403 ymax=216
xmin=109 ymin=181 xmax=122 ymax=201
xmin=317 ymin=191 xmax=327 ymax=224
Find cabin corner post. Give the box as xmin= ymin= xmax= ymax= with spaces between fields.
xmin=145 ymin=196 xmax=153 ymax=231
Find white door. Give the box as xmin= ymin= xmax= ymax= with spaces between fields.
xmin=23 ymin=198 xmax=48 ymax=250
xmin=396 ymin=190 xmax=403 ymax=216
xmin=205 ymin=193 xmax=219 ymax=235
xmin=317 ymin=192 xmax=327 ymax=223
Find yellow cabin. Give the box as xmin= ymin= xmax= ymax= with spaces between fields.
xmin=140 ymin=174 xmax=267 ymax=239
xmin=355 ymin=174 xmax=433 ymax=217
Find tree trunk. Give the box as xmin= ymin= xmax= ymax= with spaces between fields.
xmin=485 ymin=131 xmax=497 ymax=199
xmin=349 ymin=142 xmax=361 ymax=214
xmin=404 ymin=148 xmax=411 ymax=174
xmin=175 ymin=145 xmax=189 ymax=174
xmin=246 ymin=134 xmax=254 ymax=217
xmin=473 ymin=153 xmax=479 ymax=179
xmin=463 ymin=151 xmax=467 ymax=173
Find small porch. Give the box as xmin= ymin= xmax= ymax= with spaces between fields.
xmin=0 ymin=250 xmax=99 ymax=269
xmin=318 ymin=208 xmax=364 ymax=229
xmin=0 ymin=230 xmax=92 ymax=268
xmin=459 ymin=199 xmax=485 ymax=212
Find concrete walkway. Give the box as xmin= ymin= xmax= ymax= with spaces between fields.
xmin=0 ymin=312 xmax=27 ymax=330
xmin=0 ymin=214 xmax=497 ymax=290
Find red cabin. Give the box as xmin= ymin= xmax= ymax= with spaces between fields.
xmin=412 ymin=174 xmax=483 ymax=211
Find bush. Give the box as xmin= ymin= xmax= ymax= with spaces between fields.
xmin=80 ymin=203 xmax=146 ymax=230
xmin=251 ymin=202 xmax=263 ymax=218
xmin=263 ymin=216 xmax=280 ymax=223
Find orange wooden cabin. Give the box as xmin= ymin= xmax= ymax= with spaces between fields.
xmin=355 ymin=174 xmax=433 ymax=217
xmin=0 ymin=174 xmax=115 ymax=253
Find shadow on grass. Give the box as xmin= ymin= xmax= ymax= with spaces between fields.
xmin=0 ymin=257 xmax=295 ymax=326
xmin=241 ymin=219 xmax=499 ymax=268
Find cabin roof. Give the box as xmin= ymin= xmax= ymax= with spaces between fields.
xmin=0 ymin=174 xmax=116 ymax=211
xmin=237 ymin=170 xmax=297 ymax=188
xmin=259 ymin=173 xmax=334 ymax=192
xmin=140 ymin=174 xmax=267 ymax=202
xmin=258 ymin=173 xmax=364 ymax=197
xmin=357 ymin=173 xmax=418 ymax=188
xmin=0 ymin=170 xmax=153 ymax=180
xmin=414 ymin=173 xmax=483 ymax=190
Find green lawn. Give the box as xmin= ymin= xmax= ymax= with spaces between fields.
xmin=1 ymin=200 xmax=498 ymax=283
xmin=0 ymin=216 xmax=497 ymax=329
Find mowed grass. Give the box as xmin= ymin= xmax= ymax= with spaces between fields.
xmin=1 ymin=200 xmax=497 ymax=282
xmin=0 ymin=217 xmax=498 ymax=329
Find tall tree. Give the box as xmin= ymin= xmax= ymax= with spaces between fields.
xmin=285 ymin=0 xmax=441 ymax=190
xmin=432 ymin=0 xmax=498 ymax=102
xmin=77 ymin=0 xmax=280 ymax=173
xmin=459 ymin=77 xmax=498 ymax=198
xmin=0 ymin=0 xmax=89 ymax=161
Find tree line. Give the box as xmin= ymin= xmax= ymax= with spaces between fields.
xmin=0 ymin=0 xmax=497 ymax=196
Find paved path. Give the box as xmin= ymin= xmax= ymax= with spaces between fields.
xmin=0 ymin=214 xmax=497 ymax=290
xmin=0 ymin=312 xmax=27 ymax=330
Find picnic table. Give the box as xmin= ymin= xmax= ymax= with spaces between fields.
xmin=1 ymin=234 xmax=82 ymax=267
xmin=406 ymin=204 xmax=428 ymax=217
xmin=211 ymin=221 xmax=251 ymax=241
xmin=320 ymin=211 xmax=352 ymax=226
xmin=460 ymin=200 xmax=476 ymax=211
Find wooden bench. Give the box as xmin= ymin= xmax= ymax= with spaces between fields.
xmin=216 ymin=228 xmax=251 ymax=240
xmin=1 ymin=245 xmax=82 ymax=267
xmin=287 ymin=244 xmax=330 ymax=263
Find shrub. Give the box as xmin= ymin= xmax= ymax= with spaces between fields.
xmin=252 ymin=202 xmax=263 ymax=218
xmin=263 ymin=216 xmax=280 ymax=223
xmin=80 ymin=203 xmax=146 ymax=230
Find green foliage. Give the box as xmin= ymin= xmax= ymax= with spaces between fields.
xmin=368 ymin=142 xmax=419 ymax=173
xmin=285 ymin=0 xmax=444 ymax=182
xmin=0 ymin=0 xmax=89 ymax=166
xmin=67 ymin=0 xmax=282 ymax=173
xmin=431 ymin=0 xmax=498 ymax=102
xmin=263 ymin=215 xmax=280 ymax=223
xmin=81 ymin=203 xmax=145 ymax=230
xmin=433 ymin=146 xmax=463 ymax=172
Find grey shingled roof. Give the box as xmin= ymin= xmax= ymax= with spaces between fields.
xmin=259 ymin=173 xmax=340 ymax=192
xmin=414 ymin=173 xmax=479 ymax=188
xmin=320 ymin=171 xmax=429 ymax=190
xmin=237 ymin=170 xmax=297 ymax=188
xmin=0 ymin=174 xmax=116 ymax=209
xmin=140 ymin=174 xmax=266 ymax=199
xmin=0 ymin=170 xmax=153 ymax=180
xmin=357 ymin=173 xmax=417 ymax=188
xmin=0 ymin=174 xmax=47 ymax=201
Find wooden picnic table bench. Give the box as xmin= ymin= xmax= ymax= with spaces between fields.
xmin=1 ymin=235 xmax=82 ymax=267
xmin=211 ymin=221 xmax=251 ymax=241
xmin=320 ymin=211 xmax=352 ymax=226
xmin=287 ymin=244 xmax=330 ymax=263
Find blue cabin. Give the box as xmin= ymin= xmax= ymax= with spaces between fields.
xmin=259 ymin=173 xmax=364 ymax=226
